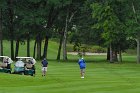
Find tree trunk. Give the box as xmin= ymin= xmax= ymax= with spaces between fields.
xmin=15 ymin=40 xmax=19 ymax=58
xmin=36 ymin=34 xmax=41 ymax=59
xmin=119 ymin=46 xmax=122 ymax=62
xmin=113 ymin=51 xmax=118 ymax=62
xmin=27 ymin=33 xmax=30 ymax=57
xmin=62 ymin=10 xmax=76 ymax=61
xmin=107 ymin=47 xmax=110 ymax=60
xmin=37 ymin=41 xmax=41 ymax=59
xmin=33 ymin=40 xmax=37 ymax=58
xmin=8 ymin=0 xmax=14 ymax=60
xmin=11 ymin=40 xmax=14 ymax=59
xmin=0 ymin=8 xmax=3 ymax=56
xmin=43 ymin=36 xmax=49 ymax=59
xmin=110 ymin=44 xmax=113 ymax=63
xmin=57 ymin=30 xmax=64 ymax=60
xmin=63 ymin=12 xmax=68 ymax=61
xmin=119 ymin=50 xmax=122 ymax=62
xmin=0 ymin=39 xmax=3 ymax=56
xmin=136 ymin=37 xmax=140 ymax=64
xmin=132 ymin=2 xmax=140 ymax=63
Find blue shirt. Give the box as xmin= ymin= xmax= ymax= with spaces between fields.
xmin=42 ymin=60 xmax=48 ymax=67
xmin=78 ymin=59 xmax=86 ymax=69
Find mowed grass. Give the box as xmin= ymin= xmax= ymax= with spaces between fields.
xmin=0 ymin=40 xmax=140 ymax=93
xmin=1 ymin=61 xmax=140 ymax=93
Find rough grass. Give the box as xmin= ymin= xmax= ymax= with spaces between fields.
xmin=2 ymin=40 xmax=60 ymax=59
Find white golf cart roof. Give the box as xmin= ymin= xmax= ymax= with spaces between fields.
xmin=0 ymin=56 xmax=13 ymax=63
xmin=16 ymin=57 xmax=36 ymax=64
xmin=16 ymin=57 xmax=34 ymax=59
xmin=0 ymin=56 xmax=9 ymax=58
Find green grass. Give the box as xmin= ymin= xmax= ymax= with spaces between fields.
xmin=3 ymin=40 xmax=60 ymax=59
xmin=1 ymin=61 xmax=140 ymax=93
xmin=0 ymin=40 xmax=139 ymax=93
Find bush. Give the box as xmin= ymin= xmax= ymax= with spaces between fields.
xmin=124 ymin=49 xmax=136 ymax=55
xmin=88 ymin=46 xmax=106 ymax=53
xmin=67 ymin=44 xmax=106 ymax=53
xmin=67 ymin=44 xmax=74 ymax=52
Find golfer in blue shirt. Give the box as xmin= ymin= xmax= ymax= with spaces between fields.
xmin=78 ymin=57 xmax=86 ymax=78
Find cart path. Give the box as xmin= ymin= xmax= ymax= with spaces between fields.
xmin=67 ymin=52 xmax=107 ymax=55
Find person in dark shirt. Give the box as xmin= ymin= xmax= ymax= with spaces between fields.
xmin=41 ymin=58 xmax=48 ymax=76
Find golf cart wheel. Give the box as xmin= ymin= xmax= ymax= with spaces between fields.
xmin=21 ymin=72 xmax=25 ymax=75
xmin=7 ymin=70 xmax=11 ymax=74
xmin=31 ymin=74 xmax=34 ymax=76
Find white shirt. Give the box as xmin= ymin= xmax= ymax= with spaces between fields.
xmin=15 ymin=61 xmax=24 ymax=67
xmin=31 ymin=58 xmax=36 ymax=65
xmin=7 ymin=58 xmax=13 ymax=64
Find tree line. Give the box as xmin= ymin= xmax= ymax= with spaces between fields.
xmin=0 ymin=0 xmax=139 ymax=63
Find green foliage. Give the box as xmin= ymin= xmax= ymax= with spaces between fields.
xmin=48 ymin=0 xmax=71 ymax=6
xmin=125 ymin=49 xmax=137 ymax=55
xmin=91 ymin=1 xmax=129 ymax=52
xmin=67 ymin=43 xmax=106 ymax=53
xmin=91 ymin=2 xmax=123 ymax=42
xmin=0 ymin=0 xmax=6 ymax=8
xmin=89 ymin=45 xmax=106 ymax=53
xmin=1 ymin=0 xmax=139 ymax=62
xmin=70 ymin=1 xmax=104 ymax=47
xmin=28 ymin=0 xmax=42 ymax=3
xmin=123 ymin=0 xmax=140 ymax=38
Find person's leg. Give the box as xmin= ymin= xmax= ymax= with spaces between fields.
xmin=43 ymin=67 xmax=46 ymax=76
xmin=44 ymin=67 xmax=48 ymax=76
xmin=45 ymin=67 xmax=48 ymax=76
xmin=82 ymin=69 xmax=85 ymax=77
xmin=42 ymin=71 xmax=44 ymax=76
xmin=42 ymin=67 xmax=44 ymax=76
xmin=44 ymin=71 xmax=46 ymax=76
xmin=81 ymin=69 xmax=85 ymax=78
xmin=80 ymin=69 xmax=83 ymax=77
xmin=80 ymin=69 xmax=84 ymax=78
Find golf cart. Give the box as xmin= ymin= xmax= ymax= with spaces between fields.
xmin=13 ymin=57 xmax=36 ymax=76
xmin=0 ymin=56 xmax=13 ymax=74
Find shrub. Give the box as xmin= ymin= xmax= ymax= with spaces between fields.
xmin=67 ymin=44 xmax=106 ymax=53
xmin=90 ymin=46 xmax=106 ymax=53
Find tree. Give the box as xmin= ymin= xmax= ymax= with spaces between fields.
xmin=91 ymin=0 xmax=128 ymax=62
xmin=125 ymin=0 xmax=140 ymax=63
xmin=0 ymin=8 xmax=3 ymax=56
xmin=47 ymin=0 xmax=77 ymax=60
xmin=62 ymin=0 xmax=88 ymax=60
xmin=62 ymin=7 xmax=77 ymax=60
xmin=69 ymin=0 xmax=106 ymax=57
xmin=7 ymin=0 xmax=14 ymax=59
xmin=56 ymin=28 xmax=64 ymax=61
xmin=15 ymin=0 xmax=48 ymax=59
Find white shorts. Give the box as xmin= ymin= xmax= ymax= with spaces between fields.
xmin=80 ymin=69 xmax=85 ymax=73
xmin=42 ymin=67 xmax=47 ymax=71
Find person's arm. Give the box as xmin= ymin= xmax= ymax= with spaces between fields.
xmin=78 ymin=59 xmax=80 ymax=64
xmin=83 ymin=60 xmax=85 ymax=63
xmin=78 ymin=61 xmax=80 ymax=65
